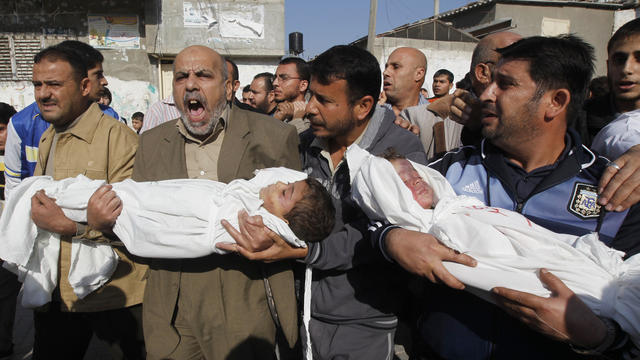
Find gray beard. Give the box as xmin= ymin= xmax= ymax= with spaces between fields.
xmin=180 ymin=97 xmax=227 ymax=137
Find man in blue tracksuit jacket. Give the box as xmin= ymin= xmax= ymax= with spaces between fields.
xmin=377 ymin=35 xmax=640 ymax=359
xmin=4 ymin=40 xmax=119 ymax=198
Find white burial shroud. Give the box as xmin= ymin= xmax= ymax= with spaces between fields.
xmin=346 ymin=144 xmax=640 ymax=346
xmin=0 ymin=167 xmax=307 ymax=308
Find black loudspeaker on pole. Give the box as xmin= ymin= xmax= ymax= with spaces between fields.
xmin=289 ymin=32 xmax=303 ymax=55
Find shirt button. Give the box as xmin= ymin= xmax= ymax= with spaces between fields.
xmin=200 ymin=170 xmax=205 ymax=176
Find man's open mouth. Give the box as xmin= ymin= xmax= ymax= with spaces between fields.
xmin=185 ymin=97 xmax=207 ymax=122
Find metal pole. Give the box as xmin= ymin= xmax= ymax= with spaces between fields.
xmin=434 ymin=0 xmax=439 ymax=16
xmin=367 ymin=0 xmax=377 ymax=53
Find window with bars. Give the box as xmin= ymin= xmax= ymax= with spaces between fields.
xmin=0 ymin=34 xmax=43 ymax=81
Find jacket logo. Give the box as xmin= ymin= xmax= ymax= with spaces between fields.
xmin=568 ymin=182 xmax=601 ymax=219
xmin=462 ymin=180 xmax=483 ymax=194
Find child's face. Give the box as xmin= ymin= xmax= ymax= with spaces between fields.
xmin=132 ymin=118 xmax=143 ymax=131
xmin=260 ymin=180 xmax=309 ymax=219
xmin=391 ymin=158 xmax=434 ymax=209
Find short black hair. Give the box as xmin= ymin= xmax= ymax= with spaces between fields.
xmin=0 ymin=102 xmax=16 ymax=125
xmin=242 ymin=84 xmax=251 ymax=93
xmin=589 ymin=76 xmax=609 ymax=98
xmin=57 ymin=40 xmax=104 ymax=70
xmin=381 ymin=147 xmax=404 ymax=161
xmin=101 ymin=87 xmax=112 ymax=102
xmin=497 ymin=34 xmax=594 ymax=125
xmin=284 ymin=178 xmax=335 ymax=243
xmin=608 ymin=18 xmax=640 ymax=54
xmin=279 ymin=57 xmax=310 ymax=82
xmin=34 ymin=45 xmax=88 ymax=81
xmin=253 ymin=72 xmax=275 ymax=92
xmin=132 ymin=112 xmax=144 ymax=120
xmin=434 ymin=69 xmax=454 ymax=83
xmin=225 ymin=57 xmax=239 ymax=82
xmin=310 ymin=45 xmax=381 ymax=117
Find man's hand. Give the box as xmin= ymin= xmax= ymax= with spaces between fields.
xmin=598 ymin=144 xmax=640 ymax=211
xmin=31 ymin=190 xmax=76 ymax=235
xmin=427 ymin=94 xmax=455 ymax=119
xmin=385 ymin=228 xmax=476 ymax=290
xmin=218 ymin=210 xmax=307 ymax=262
xmin=492 ymin=268 xmax=607 ymax=348
xmin=378 ymin=91 xmax=387 ymax=106
xmin=87 ymin=184 xmax=122 ymax=234
xmin=449 ymin=89 xmax=483 ymax=130
xmin=394 ymin=115 xmax=420 ymax=135
xmin=274 ymin=101 xmax=295 ymax=121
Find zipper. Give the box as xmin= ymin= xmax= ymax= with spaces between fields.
xmin=515 ymin=201 xmax=524 ymax=213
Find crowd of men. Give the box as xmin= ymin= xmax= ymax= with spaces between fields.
xmin=2 ymin=16 xmax=640 ymax=360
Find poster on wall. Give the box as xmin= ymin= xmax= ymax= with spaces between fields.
xmin=183 ymin=2 xmax=217 ymax=28
xmin=183 ymin=2 xmax=264 ymax=39
xmin=219 ymin=4 xmax=264 ymax=39
xmin=88 ymin=15 xmax=140 ymax=49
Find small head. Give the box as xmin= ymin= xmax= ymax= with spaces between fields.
xmin=432 ymin=69 xmax=454 ymax=97
xmin=173 ymin=45 xmax=230 ymax=139
xmin=57 ymin=40 xmax=107 ymax=102
xmin=273 ymin=57 xmax=310 ymax=103
xmin=383 ymin=47 xmax=427 ymax=105
xmin=260 ymin=178 xmax=335 ymax=243
xmin=479 ymin=35 xmax=594 ymax=150
xmin=607 ymin=18 xmax=640 ymax=112
xmin=32 ymin=45 xmax=91 ymax=127
xmin=98 ymin=87 xmax=112 ymax=106
xmin=589 ymin=76 xmax=609 ymax=99
xmin=0 ymin=103 xmax=17 ymax=152
xmin=242 ymin=84 xmax=252 ymax=105
xmin=420 ymin=87 xmax=429 ymax=98
xmin=470 ymin=31 xmax=522 ymax=96
xmin=131 ymin=111 xmax=144 ymax=132
xmin=306 ymin=45 xmax=379 ymax=143
xmin=225 ymin=58 xmax=241 ymax=102
xmin=249 ymin=72 xmax=276 ymax=114
xmin=383 ymin=151 xmax=435 ymax=209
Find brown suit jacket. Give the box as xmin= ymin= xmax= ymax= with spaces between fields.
xmin=133 ymin=106 xmax=301 ymax=357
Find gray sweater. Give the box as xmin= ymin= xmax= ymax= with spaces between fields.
xmin=299 ymin=105 xmax=427 ymax=328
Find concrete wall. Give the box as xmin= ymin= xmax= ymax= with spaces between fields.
xmin=146 ymin=0 xmax=284 ymax=57
xmin=496 ymin=3 xmax=615 ymax=75
xmin=0 ymin=81 xmax=34 ymax=112
xmin=373 ymin=37 xmax=477 ymax=96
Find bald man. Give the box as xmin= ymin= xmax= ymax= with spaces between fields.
xmin=125 ymin=45 xmax=301 ymax=359
xmin=468 ymin=31 xmax=523 ymax=97
xmin=383 ymin=47 xmax=428 ymax=115
xmin=449 ymin=31 xmax=523 ymax=145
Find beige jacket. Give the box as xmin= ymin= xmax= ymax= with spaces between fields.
xmin=34 ymin=103 xmax=147 ymax=312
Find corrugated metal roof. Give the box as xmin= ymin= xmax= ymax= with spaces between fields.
xmin=387 ymin=0 xmax=627 ymax=31
xmin=434 ymin=0 xmax=626 ymax=21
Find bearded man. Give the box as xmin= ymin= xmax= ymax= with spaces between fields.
xmin=130 ymin=45 xmax=301 ymax=360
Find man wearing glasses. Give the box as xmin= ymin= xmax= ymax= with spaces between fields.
xmin=273 ymin=57 xmax=310 ymax=133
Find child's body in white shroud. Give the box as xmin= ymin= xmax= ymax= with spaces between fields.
xmin=346 ymin=144 xmax=640 ymax=347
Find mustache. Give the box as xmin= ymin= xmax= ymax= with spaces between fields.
xmin=482 ymin=102 xmax=497 ymax=114
xmin=39 ymin=99 xmax=57 ymax=106
xmin=183 ymin=91 xmax=208 ymax=107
